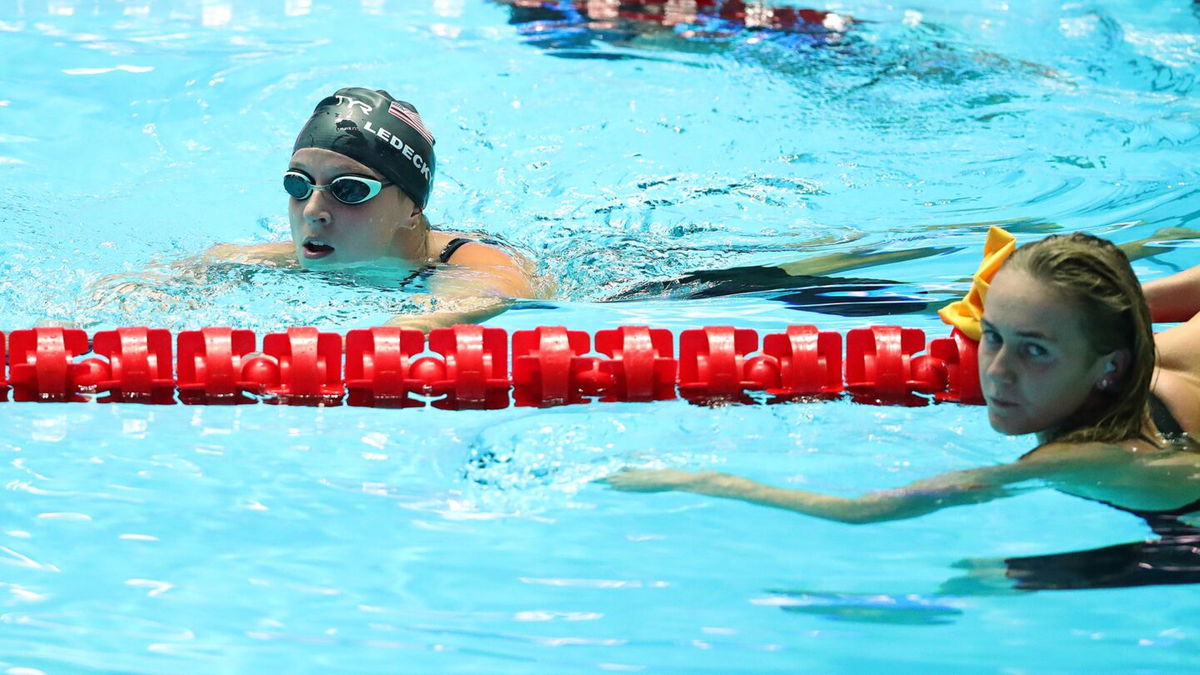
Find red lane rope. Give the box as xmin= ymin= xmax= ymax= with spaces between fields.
xmin=0 ymin=325 xmax=982 ymax=408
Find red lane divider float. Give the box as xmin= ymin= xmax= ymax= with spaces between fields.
xmin=511 ymin=326 xmax=595 ymax=407
xmin=596 ymin=326 xmax=676 ymax=402
xmin=8 ymin=328 xmax=94 ymax=402
xmin=177 ymin=327 xmax=257 ymax=404
xmin=91 ymin=327 xmax=176 ymax=404
xmin=0 ymin=325 xmax=984 ymax=408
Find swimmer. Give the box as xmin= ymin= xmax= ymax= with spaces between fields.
xmin=206 ymin=87 xmax=540 ymax=331
xmin=167 ymin=88 xmax=1198 ymax=328
xmin=606 ymin=232 xmax=1200 ymax=587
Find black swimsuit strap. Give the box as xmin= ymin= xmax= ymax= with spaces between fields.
xmin=438 ymin=237 xmax=475 ymax=264
xmin=1149 ymin=392 xmax=1186 ymax=437
xmin=394 ymin=236 xmax=501 ymax=287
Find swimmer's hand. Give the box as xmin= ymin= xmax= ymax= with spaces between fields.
xmin=385 ymin=295 xmax=512 ymax=333
xmin=602 ymin=468 xmax=709 ymax=493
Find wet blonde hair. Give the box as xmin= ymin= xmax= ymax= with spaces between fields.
xmin=1002 ymin=233 xmax=1155 ymax=443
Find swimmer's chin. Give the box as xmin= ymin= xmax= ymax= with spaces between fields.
xmin=296 ymin=254 xmax=332 ymax=270
xmin=986 ymin=408 xmax=1043 ymax=438
xmin=295 ymin=253 xmax=423 ymax=275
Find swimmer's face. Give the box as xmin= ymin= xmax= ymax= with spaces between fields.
xmin=979 ymin=268 xmax=1115 ymax=438
xmin=286 ymin=147 xmax=421 ymax=269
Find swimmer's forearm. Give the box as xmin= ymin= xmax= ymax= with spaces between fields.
xmin=1144 ymin=266 xmax=1200 ymax=323
xmin=199 ymin=242 xmax=294 ymax=266
xmin=383 ymin=300 xmax=511 ymax=333
xmin=607 ymin=462 xmax=1036 ymax=522
xmin=1119 ymin=227 xmax=1200 ymax=263
xmin=677 ymin=472 xmax=982 ymax=524
xmin=775 ymin=247 xmax=952 ymax=278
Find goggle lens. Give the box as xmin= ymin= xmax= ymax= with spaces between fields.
xmin=283 ymin=172 xmax=314 ymax=199
xmin=283 ymin=171 xmax=388 ymax=205
xmin=330 ymin=177 xmax=372 ymax=204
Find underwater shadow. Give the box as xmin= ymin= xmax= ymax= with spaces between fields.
xmin=764 ymin=516 xmax=1200 ymax=626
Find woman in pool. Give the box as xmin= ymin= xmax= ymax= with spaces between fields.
xmin=606 ymin=232 xmax=1200 ymax=588
xmin=206 ymin=87 xmax=538 ymax=331
xmin=196 ymin=88 xmax=1198 ymax=328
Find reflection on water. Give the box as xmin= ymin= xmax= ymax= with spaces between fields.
xmin=493 ymin=0 xmax=853 ymax=55
xmin=756 ymin=590 xmax=966 ymax=625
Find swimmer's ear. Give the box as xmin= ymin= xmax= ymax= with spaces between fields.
xmin=1096 ymin=349 xmax=1132 ymax=390
xmin=398 ymin=204 xmax=423 ymax=230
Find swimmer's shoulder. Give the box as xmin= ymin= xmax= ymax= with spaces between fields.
xmin=1019 ymin=439 xmax=1151 ymax=465
xmin=1151 ymin=370 xmax=1200 ymax=433
xmin=1154 ymin=314 xmax=1200 ymax=431
xmin=426 ymin=230 xmax=511 ymax=263
xmin=1015 ymin=438 xmax=1162 ymax=485
xmin=1022 ymin=438 xmax=1200 ymax=510
xmin=426 ymin=230 xmax=538 ymax=298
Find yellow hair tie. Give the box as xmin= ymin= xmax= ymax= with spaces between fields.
xmin=938 ymin=226 xmax=1017 ymax=341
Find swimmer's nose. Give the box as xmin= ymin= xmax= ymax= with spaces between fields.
xmin=303 ymin=190 xmax=333 ymax=227
xmin=983 ymin=344 xmax=1015 ymax=384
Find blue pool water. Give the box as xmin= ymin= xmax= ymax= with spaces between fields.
xmin=2 ymin=0 xmax=1199 ymax=671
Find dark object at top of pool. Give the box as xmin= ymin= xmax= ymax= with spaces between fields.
xmin=608 ymin=265 xmax=934 ymax=317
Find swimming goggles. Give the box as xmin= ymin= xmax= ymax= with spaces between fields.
xmin=283 ymin=171 xmax=392 ymax=205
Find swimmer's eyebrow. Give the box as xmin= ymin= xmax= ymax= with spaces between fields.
xmin=288 ymin=159 xmax=380 ymax=178
xmin=980 ymin=319 xmax=1057 ymax=341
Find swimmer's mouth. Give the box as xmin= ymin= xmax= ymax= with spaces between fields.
xmin=987 ymin=395 xmax=1019 ymax=409
xmin=302 ymin=238 xmax=334 ymax=259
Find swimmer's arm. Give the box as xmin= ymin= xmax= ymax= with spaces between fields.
xmin=88 ymin=241 xmax=295 ymax=307
xmin=766 ymin=227 xmax=1199 ymax=283
xmin=1154 ymin=309 xmax=1200 ymax=376
xmin=603 ymin=462 xmax=1049 ymax=524
xmin=93 ymin=241 xmax=293 ymax=287
xmin=152 ymin=242 xmax=295 ymax=276
xmin=383 ymin=295 xmax=512 ymax=333
xmin=1144 ymin=265 xmax=1200 ymax=324
xmin=606 ymin=441 xmax=1199 ymax=523
xmin=199 ymin=242 xmax=296 ymax=267
xmin=1119 ymin=227 xmax=1200 ymax=265
xmin=775 ymin=247 xmax=954 ymax=277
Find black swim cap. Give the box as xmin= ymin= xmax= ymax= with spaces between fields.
xmin=292 ymin=87 xmax=436 ymax=209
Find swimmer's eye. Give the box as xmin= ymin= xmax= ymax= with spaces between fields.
xmin=980 ymin=329 xmax=1050 ymax=360
xmin=1020 ymin=342 xmax=1049 ymax=359
xmin=283 ymin=171 xmax=393 ymax=205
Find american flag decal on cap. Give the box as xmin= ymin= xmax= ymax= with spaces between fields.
xmin=388 ymin=101 xmax=435 ymax=146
